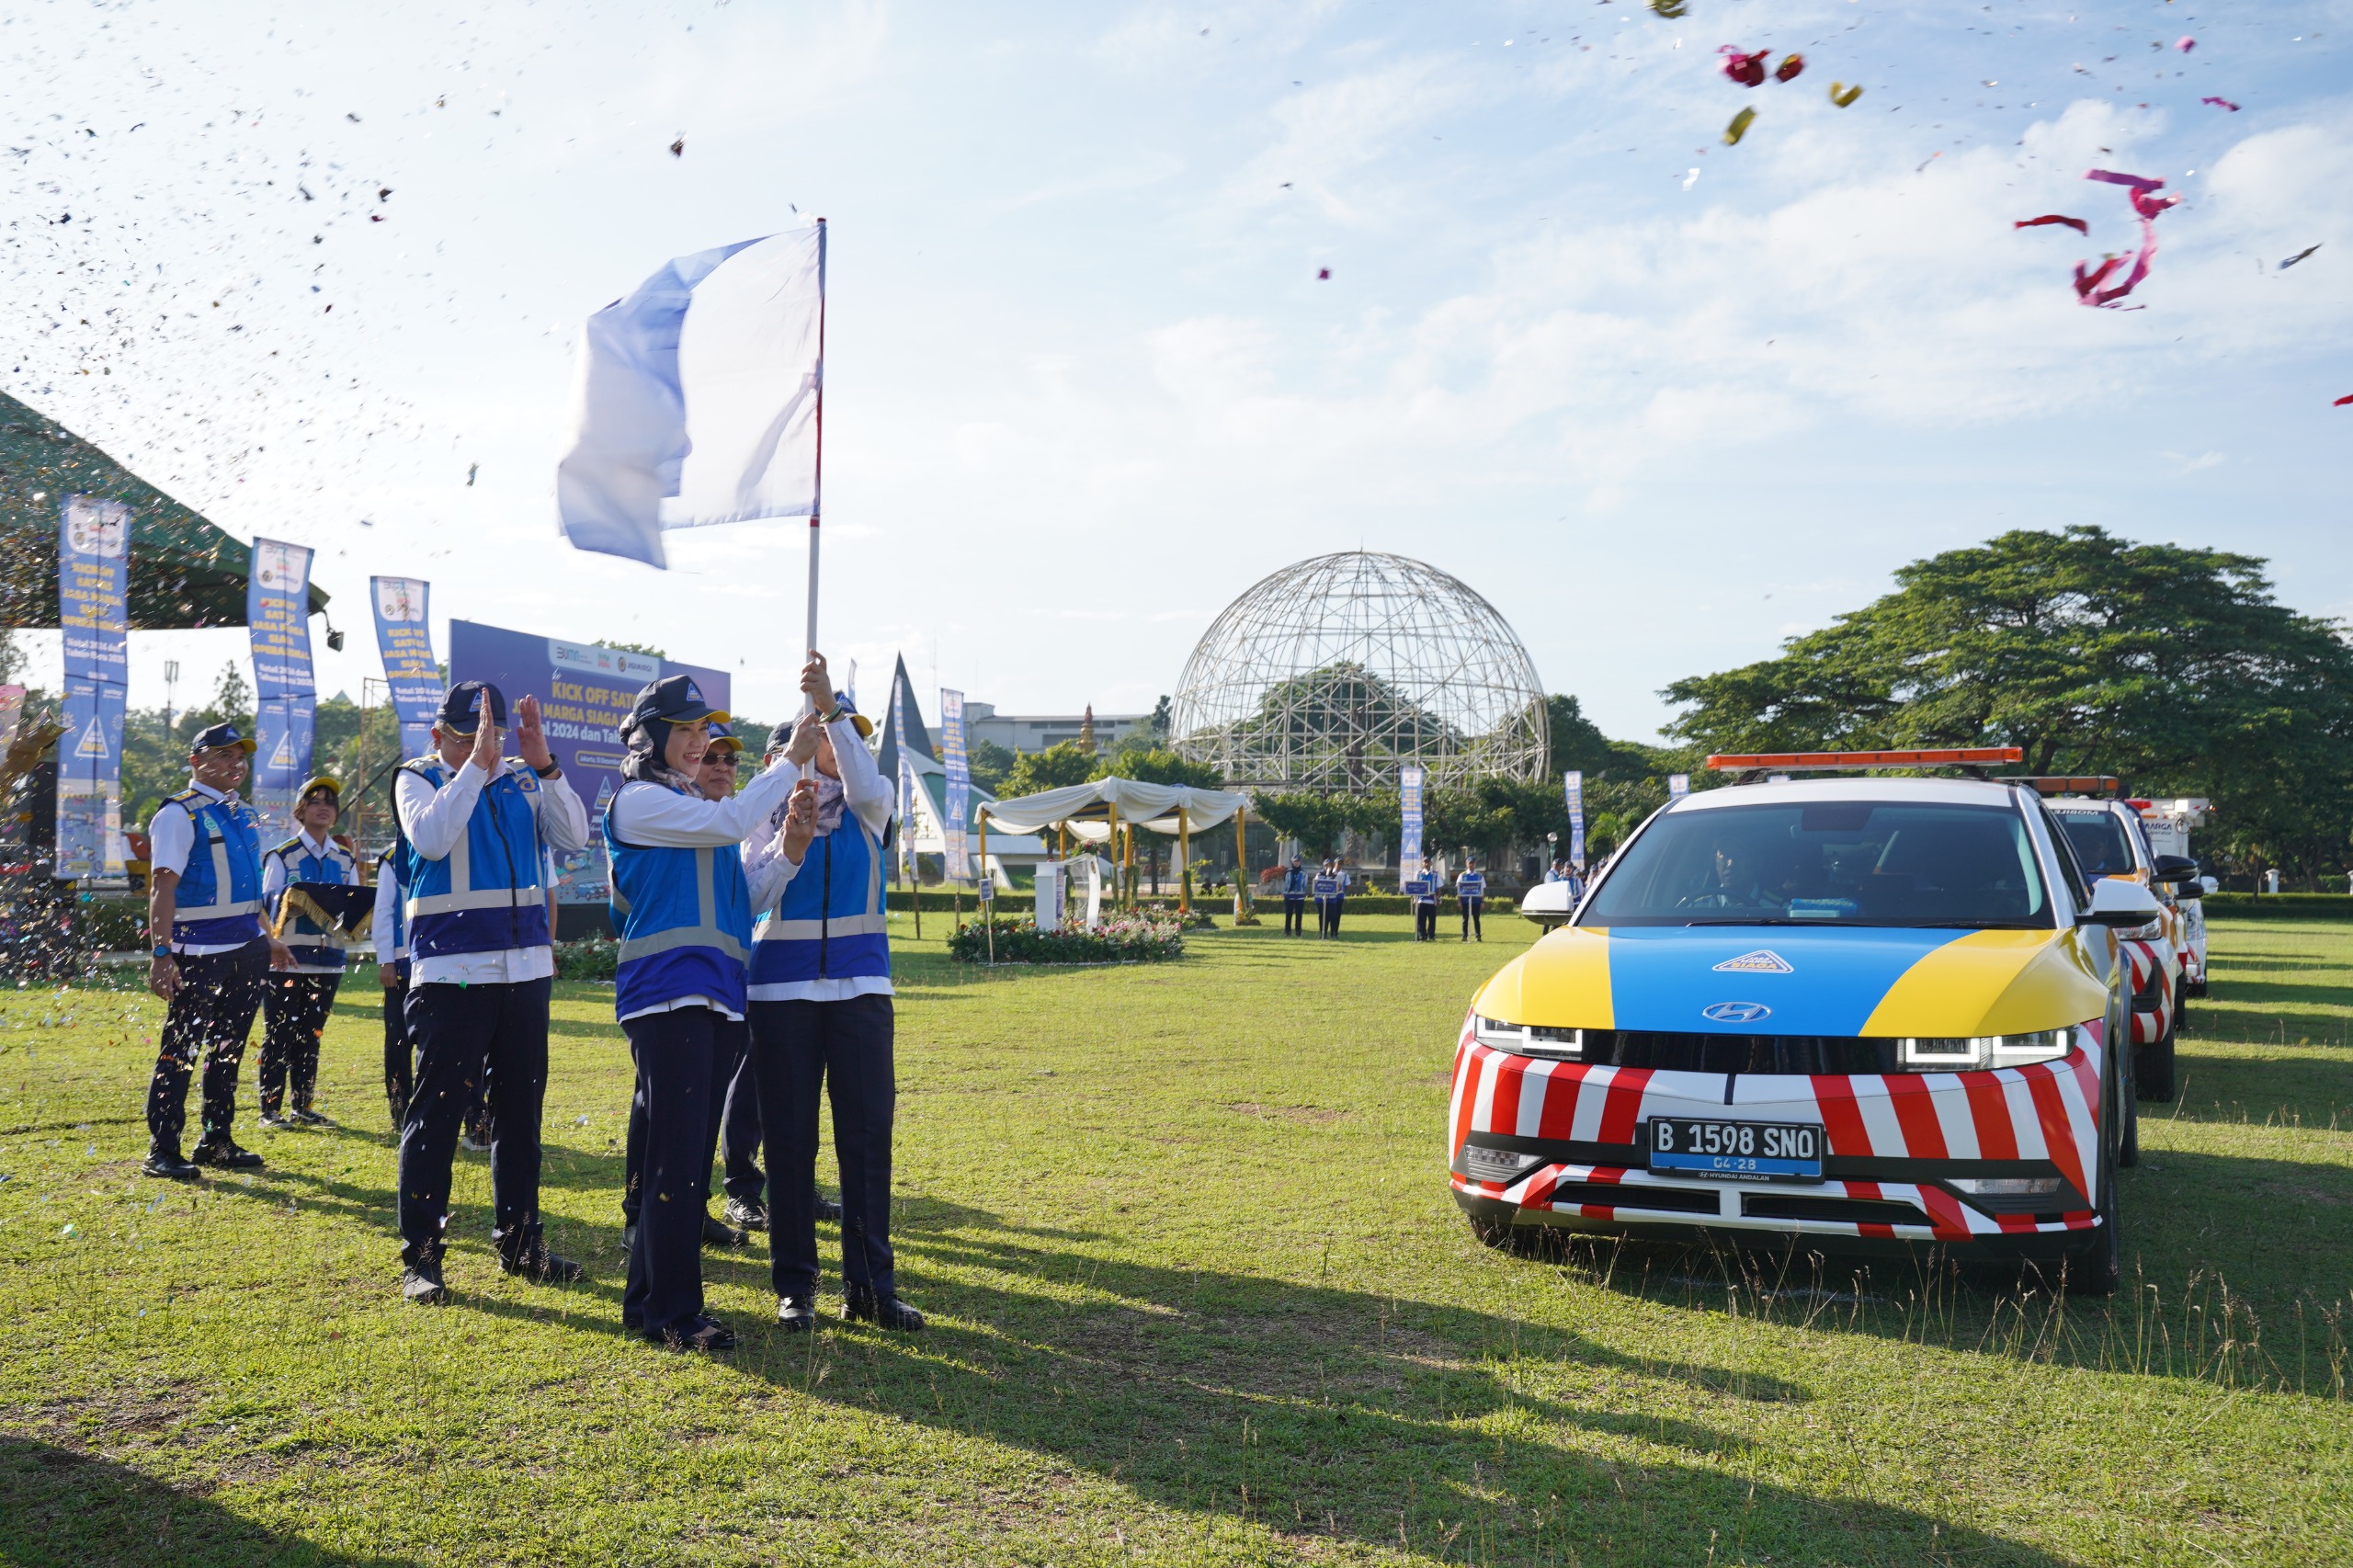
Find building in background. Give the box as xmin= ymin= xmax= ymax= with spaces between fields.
xmin=962 ymin=700 xmax=1146 ymax=756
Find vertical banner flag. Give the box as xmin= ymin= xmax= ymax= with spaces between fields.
xmin=891 ymin=671 xmax=915 ymax=881
xmin=370 ymin=576 xmax=439 ymax=760
xmin=56 ymin=496 xmax=130 ymax=881
xmin=1563 ymin=769 xmax=1587 ymax=871
xmin=939 ymin=687 xmax=971 ymax=882
xmin=247 ymin=538 xmax=317 ymax=834
xmin=1667 ymin=773 xmax=1689 ymax=799
xmin=1398 ymin=764 xmax=1426 ymax=880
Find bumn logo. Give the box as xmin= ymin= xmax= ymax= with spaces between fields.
xmin=1712 ymin=949 xmax=1793 ymax=974
xmin=1700 ymin=1001 xmax=1772 ymax=1025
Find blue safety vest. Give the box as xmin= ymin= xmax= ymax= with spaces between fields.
xmin=1312 ymin=873 xmax=1339 ymax=900
xmin=1458 ymin=872 xmax=1486 ymax=899
xmin=163 ymin=789 xmax=267 ymax=948
xmin=751 ymin=812 xmax=888 ymax=986
xmin=1404 ymin=876 xmax=1433 ymax=903
xmin=376 ymin=849 xmax=410 ymax=983
xmin=604 ymin=782 xmax=752 ymax=1017
xmin=1282 ymin=867 xmax=1308 ymax=896
xmin=398 ymin=757 xmax=552 ymax=960
xmin=266 ymin=834 xmax=359 ymax=972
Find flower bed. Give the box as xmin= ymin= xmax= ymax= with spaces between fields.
xmin=554 ymin=935 xmax=620 ymax=982
xmin=948 ymin=914 xmax=1186 ymax=966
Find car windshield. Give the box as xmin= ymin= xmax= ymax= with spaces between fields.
xmin=1579 ymin=798 xmax=2052 ymax=928
xmin=2052 ymin=811 xmax=2136 ymax=877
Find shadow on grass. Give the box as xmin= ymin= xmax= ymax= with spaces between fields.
xmin=0 ymin=1436 xmax=422 ymax=1568
xmin=676 ymin=1202 xmax=2071 ymax=1566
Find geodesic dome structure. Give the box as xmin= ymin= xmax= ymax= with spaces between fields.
xmin=1170 ymin=551 xmax=1548 ymax=792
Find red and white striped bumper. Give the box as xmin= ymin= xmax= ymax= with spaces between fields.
xmin=1447 ymin=1015 xmax=2107 ymax=1246
xmin=2121 ymin=937 xmax=2174 ymax=1047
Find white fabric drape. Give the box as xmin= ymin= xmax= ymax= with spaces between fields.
xmin=975 ymin=777 xmax=1249 ymax=836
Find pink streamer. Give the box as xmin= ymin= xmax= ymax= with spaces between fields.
xmin=2016 ymin=214 xmax=2089 ymax=235
xmin=1718 ymin=46 xmax=1768 ymax=86
xmin=2074 ymin=170 xmax=2177 ymax=308
xmin=2201 ymin=96 xmax=2241 ymax=112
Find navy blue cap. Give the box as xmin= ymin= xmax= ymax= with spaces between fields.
xmin=438 ymin=681 xmax=506 ymax=734
xmin=704 ymin=721 xmax=743 ymax=756
xmin=189 ymin=722 xmax=256 ymax=756
xmin=624 ymin=676 xmax=730 ymax=743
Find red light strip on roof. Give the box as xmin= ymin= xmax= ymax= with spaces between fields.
xmin=1704 ymin=746 xmax=2026 ymax=772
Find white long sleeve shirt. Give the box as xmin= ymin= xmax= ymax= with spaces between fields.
xmin=393 ymin=755 xmax=589 ymax=986
xmin=146 ymin=778 xmax=258 ymax=956
xmin=742 ymin=713 xmax=896 ymax=1004
xmin=608 ymin=760 xmax=805 ymax=1020
xmin=372 ymin=858 xmax=404 ymax=965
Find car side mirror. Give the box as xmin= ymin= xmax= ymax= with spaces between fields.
xmin=2152 ymin=853 xmax=2201 ymax=885
xmin=2078 ymin=877 xmax=2165 ymax=927
xmin=2171 ymin=881 xmax=2202 ymax=901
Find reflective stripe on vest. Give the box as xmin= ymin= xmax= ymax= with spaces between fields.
xmin=605 ymin=788 xmax=752 ymax=1015
xmin=751 ymin=813 xmax=889 ymax=984
xmin=167 ymin=790 xmax=266 ymax=945
xmin=400 ymin=758 xmax=551 ymax=959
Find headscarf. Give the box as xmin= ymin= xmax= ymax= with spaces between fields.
xmin=621 ymin=714 xmax=698 ymax=794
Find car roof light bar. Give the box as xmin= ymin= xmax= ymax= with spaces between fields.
xmin=1705 ymin=746 xmax=2025 ymax=783
xmin=1995 ymin=775 xmax=2125 ymax=799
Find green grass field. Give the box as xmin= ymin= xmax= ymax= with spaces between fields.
xmin=3 ymin=914 xmax=2347 ymax=1566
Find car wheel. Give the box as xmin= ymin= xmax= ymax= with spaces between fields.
xmin=1469 ymin=1215 xmax=1553 ymax=1257
xmin=2136 ymin=1016 xmax=2178 ymax=1104
xmin=2067 ymin=1058 xmax=2124 ymax=1299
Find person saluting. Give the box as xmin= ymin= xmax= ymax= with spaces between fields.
xmin=392 ymin=682 xmax=590 ymax=1304
xmin=745 ymin=651 xmax=923 ymax=1333
xmin=142 ymin=722 xmax=296 ymax=1179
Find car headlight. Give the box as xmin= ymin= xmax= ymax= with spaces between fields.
xmin=1896 ymin=1028 xmax=2073 ymax=1071
xmin=1473 ymin=1017 xmax=1585 ymax=1059
xmin=1949 ymin=1176 xmax=2065 ymax=1197
xmin=2119 ymin=919 xmax=2165 ymax=941
xmin=1461 ymin=1144 xmax=1546 ymax=1183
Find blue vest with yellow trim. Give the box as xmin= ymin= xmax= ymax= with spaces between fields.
xmin=603 ymin=782 xmax=752 ymax=1017
xmin=398 ymin=757 xmax=551 ymax=960
xmin=267 ymin=834 xmax=359 ymax=972
xmin=750 ymin=812 xmax=889 ymax=985
xmin=165 ymin=790 xmax=266 ymax=948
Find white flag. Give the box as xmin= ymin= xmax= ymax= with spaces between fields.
xmin=556 ymin=222 xmax=825 ymax=568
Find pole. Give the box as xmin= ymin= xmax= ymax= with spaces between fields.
xmin=1234 ymin=805 xmax=1250 ymax=923
xmin=803 ymin=217 xmax=828 ymax=708
xmin=1104 ymin=798 xmax=1120 ymax=915
xmin=979 ymin=812 xmax=992 ymax=964
xmin=1178 ymin=809 xmax=1191 ymax=916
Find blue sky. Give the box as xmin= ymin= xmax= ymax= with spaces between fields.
xmin=5 ymin=0 xmax=2348 ymax=739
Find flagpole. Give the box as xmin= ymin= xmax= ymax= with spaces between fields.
xmin=804 ymin=216 xmax=827 ymax=710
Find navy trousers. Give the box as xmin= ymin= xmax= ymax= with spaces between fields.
xmin=146 ymin=939 xmax=270 ymax=1150
xmin=620 ymin=1006 xmax=722 ymax=1334
xmin=397 ymin=977 xmax=550 ymax=1269
xmin=621 ymin=1015 xmax=759 ymax=1225
xmin=1461 ymin=896 xmax=1484 ymax=939
xmin=749 ymin=994 xmax=896 ymax=1301
xmin=381 ymin=977 xmax=411 ymax=1128
xmin=259 ymin=971 xmax=340 ymax=1115
xmin=1282 ymin=894 xmax=1305 ymax=934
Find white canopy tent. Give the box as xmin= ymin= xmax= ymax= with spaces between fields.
xmin=975 ymin=778 xmax=1253 ymax=914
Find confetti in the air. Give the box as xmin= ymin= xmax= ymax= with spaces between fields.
xmin=2073 ymin=168 xmax=2177 ymax=309
xmin=2201 ymin=97 xmax=2241 ymax=112
xmin=1316 ymin=267 xmax=1331 ymax=280
xmin=1829 ymin=82 xmax=1864 ymax=107
xmin=2279 ymin=245 xmax=2322 ymax=270
xmin=1648 ymin=0 xmax=1688 ymax=17
xmin=1774 ymin=53 xmax=1805 ymax=84
xmin=1720 ymin=48 xmax=1769 ymax=87
xmin=1683 ymin=167 xmax=1700 ymax=190
xmin=2335 ymin=393 xmax=2353 ymax=407
xmin=2016 ymin=214 xmax=2090 ymax=236
xmin=669 ymin=136 xmax=686 ymax=157
xmin=1723 ymin=107 xmax=1756 ymax=145
xmin=2176 ymin=36 xmax=2196 ymax=53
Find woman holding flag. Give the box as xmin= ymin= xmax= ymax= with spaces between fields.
xmin=604 ymin=676 xmax=813 ymax=1351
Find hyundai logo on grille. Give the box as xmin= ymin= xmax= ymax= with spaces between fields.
xmin=1701 ymin=1001 xmax=1773 ymax=1024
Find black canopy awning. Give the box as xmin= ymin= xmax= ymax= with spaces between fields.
xmin=0 ymin=390 xmax=330 ymax=630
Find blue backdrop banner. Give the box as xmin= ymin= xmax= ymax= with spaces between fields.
xmin=1399 ymin=764 xmax=1426 ymax=879
xmin=247 ymin=538 xmax=316 ymax=833
xmin=939 ymin=687 xmax=971 ymax=882
xmin=370 ymin=576 xmax=439 ymax=761
xmin=56 ymin=495 xmax=130 ymax=881
xmin=449 ymin=620 xmax=728 ymax=904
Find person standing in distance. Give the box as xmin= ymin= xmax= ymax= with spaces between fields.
xmin=1456 ymin=860 xmax=1486 ymax=942
xmin=373 ymin=842 xmax=413 ymax=1131
xmin=606 ymin=680 xmax=812 ymax=1351
xmin=393 ymin=682 xmax=590 ymax=1304
xmin=142 ymin=723 xmax=296 ymax=1179
xmin=745 ymin=653 xmax=923 ymax=1333
xmin=1280 ymin=857 xmax=1308 ymax=937
xmin=257 ymin=777 xmax=360 ymax=1129
xmin=1404 ymin=863 xmax=1437 ymax=942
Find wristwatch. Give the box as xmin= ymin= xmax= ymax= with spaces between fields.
xmin=151 ymin=944 xmax=174 ymax=959
xmin=534 ymin=760 xmax=563 ymax=779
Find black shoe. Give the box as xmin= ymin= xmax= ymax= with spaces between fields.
xmin=651 ymin=1314 xmax=736 ymax=1353
xmin=191 ymin=1138 xmax=264 ymax=1169
xmin=722 ymin=1198 xmax=768 ymax=1232
xmin=701 ymin=1213 xmax=749 ymax=1249
xmin=142 ymin=1144 xmax=199 ymax=1181
xmin=459 ymin=1130 xmax=490 ymax=1153
xmin=844 ymin=1285 xmax=925 ymax=1331
xmin=290 ymin=1107 xmax=335 ymax=1127
xmin=775 ymin=1295 xmax=818 ymax=1334
xmin=499 ymin=1242 xmax=585 ymax=1284
xmin=257 ymin=1110 xmax=292 ymax=1131
xmin=814 ymin=1191 xmax=844 ymax=1222
xmin=402 ymin=1261 xmax=449 ymax=1304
